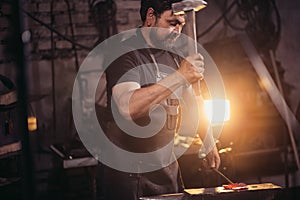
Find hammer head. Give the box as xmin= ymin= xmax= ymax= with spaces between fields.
xmin=172 ymin=0 xmax=207 ymax=15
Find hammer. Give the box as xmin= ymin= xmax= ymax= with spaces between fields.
xmin=172 ymin=0 xmax=207 ymax=96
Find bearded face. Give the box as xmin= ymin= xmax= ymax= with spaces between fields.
xmin=147 ymin=10 xmax=185 ymax=49
xmin=149 ymin=27 xmax=180 ymax=49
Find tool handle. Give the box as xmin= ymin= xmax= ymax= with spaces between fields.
xmin=212 ymin=168 xmax=234 ymax=184
xmin=193 ymin=80 xmax=201 ymax=96
xmin=185 ymin=10 xmax=201 ymax=96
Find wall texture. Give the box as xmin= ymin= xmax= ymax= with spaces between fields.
xmin=0 ymin=0 xmax=299 ymax=186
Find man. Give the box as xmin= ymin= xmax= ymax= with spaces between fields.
xmin=103 ymin=0 xmax=220 ymax=199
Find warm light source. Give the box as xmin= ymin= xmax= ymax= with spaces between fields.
xmin=204 ymin=99 xmax=230 ymax=125
xmin=27 ymin=116 xmax=37 ymax=131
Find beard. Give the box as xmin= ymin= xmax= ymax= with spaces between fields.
xmin=149 ymin=28 xmax=180 ymax=50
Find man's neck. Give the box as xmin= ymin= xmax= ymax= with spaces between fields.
xmin=140 ymin=26 xmax=155 ymax=48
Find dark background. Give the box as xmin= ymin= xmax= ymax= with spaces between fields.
xmin=0 ymin=0 xmax=300 ymax=199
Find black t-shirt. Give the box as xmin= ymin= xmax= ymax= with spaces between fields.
xmin=105 ymin=29 xmax=183 ymax=154
xmin=102 ymin=29 xmax=194 ymax=198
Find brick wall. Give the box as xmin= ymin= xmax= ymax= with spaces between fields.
xmin=1 ymin=0 xmax=299 ymax=150
xmin=0 ymin=0 xmax=142 ymax=144
xmin=115 ymin=0 xmax=141 ymax=32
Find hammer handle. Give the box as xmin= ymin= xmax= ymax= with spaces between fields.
xmin=185 ymin=10 xmax=201 ymax=96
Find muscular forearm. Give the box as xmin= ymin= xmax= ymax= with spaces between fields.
xmin=113 ymin=71 xmax=187 ymax=120
xmin=128 ymin=83 xmax=174 ymax=120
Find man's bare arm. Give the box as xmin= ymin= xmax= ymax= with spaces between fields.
xmin=113 ymin=72 xmax=186 ymax=120
xmin=112 ymin=53 xmax=205 ymax=120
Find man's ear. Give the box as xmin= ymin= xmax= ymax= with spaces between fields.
xmin=145 ymin=7 xmax=155 ymax=27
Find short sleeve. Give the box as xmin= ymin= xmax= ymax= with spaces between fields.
xmin=106 ymin=51 xmax=141 ymax=90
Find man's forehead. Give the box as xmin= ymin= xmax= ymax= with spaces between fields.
xmin=162 ymin=10 xmax=185 ymax=20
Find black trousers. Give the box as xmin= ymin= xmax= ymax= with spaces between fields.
xmin=101 ymin=161 xmax=184 ymax=200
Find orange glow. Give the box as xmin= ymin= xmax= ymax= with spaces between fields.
xmin=204 ymin=99 xmax=230 ymax=125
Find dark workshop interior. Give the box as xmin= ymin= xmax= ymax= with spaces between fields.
xmin=0 ymin=0 xmax=300 ymax=199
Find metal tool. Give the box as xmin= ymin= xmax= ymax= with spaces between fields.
xmin=211 ymin=168 xmax=234 ymax=184
xmin=172 ymin=0 xmax=207 ymax=96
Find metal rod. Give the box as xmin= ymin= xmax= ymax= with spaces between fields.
xmin=22 ymin=10 xmax=91 ymax=50
xmin=270 ymin=49 xmax=300 ymax=186
xmin=50 ymin=0 xmax=56 ymax=140
xmin=65 ymin=0 xmax=80 ymax=72
xmin=14 ymin=0 xmax=36 ymax=199
xmin=211 ymin=168 xmax=234 ymax=184
xmin=239 ymin=34 xmax=300 ymax=171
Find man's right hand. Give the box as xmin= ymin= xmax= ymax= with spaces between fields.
xmin=177 ymin=53 xmax=205 ymax=84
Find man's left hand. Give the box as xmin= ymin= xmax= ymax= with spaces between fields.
xmin=206 ymin=146 xmax=221 ymax=169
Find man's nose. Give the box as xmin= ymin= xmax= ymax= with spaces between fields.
xmin=173 ymin=24 xmax=182 ymax=33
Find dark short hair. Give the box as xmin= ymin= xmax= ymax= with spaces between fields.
xmin=140 ymin=0 xmax=182 ymax=22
